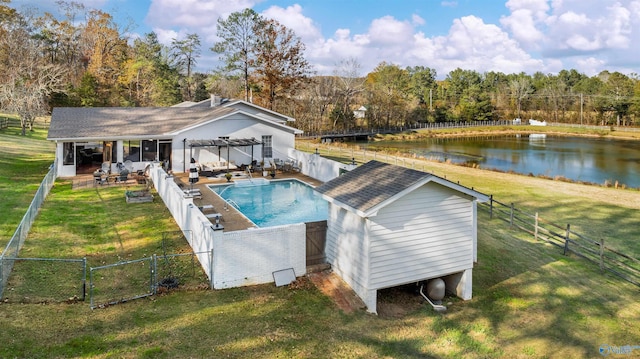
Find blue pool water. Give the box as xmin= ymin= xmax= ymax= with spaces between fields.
xmin=208 ymin=179 xmax=328 ymax=227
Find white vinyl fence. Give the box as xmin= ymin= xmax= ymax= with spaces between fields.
xmin=148 ymin=165 xmax=307 ymax=289
xmin=287 ymin=148 xmax=354 ymax=183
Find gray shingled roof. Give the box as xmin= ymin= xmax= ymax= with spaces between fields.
xmin=315 ymin=161 xmax=431 ymax=214
xmin=47 ymin=106 xmax=236 ymax=140
xmin=315 ymin=160 xmax=488 ymax=216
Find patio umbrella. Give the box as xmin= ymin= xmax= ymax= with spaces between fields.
xmin=189 ymin=157 xmax=199 ymax=192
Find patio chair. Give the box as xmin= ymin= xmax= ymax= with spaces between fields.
xmin=93 ymin=171 xmax=106 ymax=185
xmin=292 ymin=160 xmax=300 ymax=172
xmin=124 ymin=160 xmax=133 ymax=172
xmin=115 ymin=169 xmax=130 ymax=184
xmin=274 ymin=159 xmax=284 ymax=171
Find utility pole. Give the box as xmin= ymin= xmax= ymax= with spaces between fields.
xmin=580 ymin=93 xmax=583 ymax=125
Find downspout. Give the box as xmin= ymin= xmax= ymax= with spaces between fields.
xmin=183 ymin=138 xmax=187 ymax=173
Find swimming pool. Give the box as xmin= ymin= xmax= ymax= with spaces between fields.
xmin=208 ymin=179 xmax=328 ymax=227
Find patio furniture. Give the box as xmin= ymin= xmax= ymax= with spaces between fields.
xmin=133 ymin=170 xmax=147 ymax=184
xmin=115 ymin=169 xmax=130 ymax=184
xmin=291 ymin=160 xmax=300 ymax=172
xmin=93 ymin=171 xmax=106 ymax=185
xmin=274 ymin=159 xmax=284 ymax=171
xmin=184 ymin=188 xmax=202 ymax=199
xmin=124 ymin=160 xmax=133 ymax=172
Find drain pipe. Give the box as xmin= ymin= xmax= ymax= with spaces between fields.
xmin=419 ymin=283 xmax=447 ymax=312
xmin=183 ymin=138 xmax=187 ymax=173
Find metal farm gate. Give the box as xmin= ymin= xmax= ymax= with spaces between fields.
xmin=305 ymin=221 xmax=327 ymax=266
xmin=89 ymin=251 xmax=211 ymax=309
xmin=89 ymin=257 xmax=154 ymax=308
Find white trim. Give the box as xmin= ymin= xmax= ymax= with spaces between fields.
xmin=223 ymin=99 xmax=296 ymax=122
xmin=321 ymin=175 xmax=489 ymax=218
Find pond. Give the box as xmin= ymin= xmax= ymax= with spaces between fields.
xmin=360 ymin=134 xmax=640 ymax=188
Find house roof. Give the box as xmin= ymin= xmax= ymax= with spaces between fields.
xmin=171 ymin=97 xmax=295 ymax=123
xmin=47 ymin=105 xmax=302 ymax=141
xmin=222 ymin=99 xmax=295 ymax=123
xmin=315 ymin=160 xmax=489 ymax=217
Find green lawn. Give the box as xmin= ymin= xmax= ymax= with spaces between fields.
xmin=0 ymin=126 xmax=54 ymax=247
xmin=1 ymin=127 xmax=639 ymax=358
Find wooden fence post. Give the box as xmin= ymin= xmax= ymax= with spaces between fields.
xmin=534 ymin=212 xmax=539 ymax=241
xmin=510 ymin=203 xmax=514 ymax=227
xmin=563 ymin=224 xmax=571 ymax=255
xmin=489 ymin=195 xmax=493 ymax=219
xmin=599 ymin=238 xmax=605 ymax=272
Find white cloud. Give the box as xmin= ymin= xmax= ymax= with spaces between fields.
xmin=496 ymin=0 xmax=640 ymax=75
xmin=500 ymin=0 xmax=548 ymax=47
xmin=575 ymin=57 xmax=607 ymax=76
xmin=367 ymin=16 xmax=416 ymax=45
xmin=306 ymin=13 xmax=547 ymax=77
xmin=261 ymin=4 xmax=322 ymax=43
xmin=410 ymin=16 xmax=544 ymax=75
xmin=146 ymin=0 xmax=258 ymax=43
xmin=411 ymin=14 xmax=425 ymax=26
xmin=152 ymin=28 xmax=179 ymax=45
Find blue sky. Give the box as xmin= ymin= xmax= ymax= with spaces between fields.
xmin=9 ymin=0 xmax=640 ymax=77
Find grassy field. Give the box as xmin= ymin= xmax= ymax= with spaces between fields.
xmin=1 ymin=126 xmax=639 ymax=358
xmin=0 ymin=125 xmax=55 ymax=246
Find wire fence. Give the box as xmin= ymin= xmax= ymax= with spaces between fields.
xmin=89 ymin=250 xmax=211 ymax=309
xmin=1 ymin=257 xmax=86 ymax=303
xmin=300 ymin=120 xmax=518 ymax=138
xmin=301 ymin=143 xmax=640 ymax=287
xmin=481 ymin=197 xmax=640 ymax=287
xmin=1 ymin=248 xmax=211 ymax=307
xmin=0 ymin=161 xmax=57 ymax=297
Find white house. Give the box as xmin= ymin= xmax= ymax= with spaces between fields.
xmin=353 ymin=106 xmax=367 ymax=119
xmin=315 ymin=160 xmax=489 ymax=313
xmin=47 ymin=96 xmax=303 ymax=177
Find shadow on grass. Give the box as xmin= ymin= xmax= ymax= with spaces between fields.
xmin=434 ymin=211 xmax=640 ymax=357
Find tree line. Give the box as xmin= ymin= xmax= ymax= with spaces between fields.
xmin=1 ymin=0 xmax=639 ymax=136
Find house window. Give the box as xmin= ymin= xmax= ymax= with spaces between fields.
xmin=63 ymin=142 xmax=74 ymax=165
xmin=262 ymin=135 xmax=272 ymax=158
xmin=142 ymin=140 xmax=158 ymax=161
xmin=124 ymin=140 xmax=141 ymax=162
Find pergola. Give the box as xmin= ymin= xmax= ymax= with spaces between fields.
xmin=185 ymin=138 xmax=262 ymax=172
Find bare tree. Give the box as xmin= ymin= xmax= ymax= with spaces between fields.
xmin=509 ymin=75 xmax=533 ymax=118
xmin=0 ymin=19 xmax=66 ymax=135
xmin=333 ymin=57 xmax=364 ymax=128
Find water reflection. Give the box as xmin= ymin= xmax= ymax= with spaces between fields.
xmin=362 ymin=135 xmax=640 ymax=188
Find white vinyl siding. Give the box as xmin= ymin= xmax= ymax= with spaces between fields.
xmin=367 ymin=183 xmax=473 ymax=289
xmin=325 ymin=205 xmax=370 ymax=300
